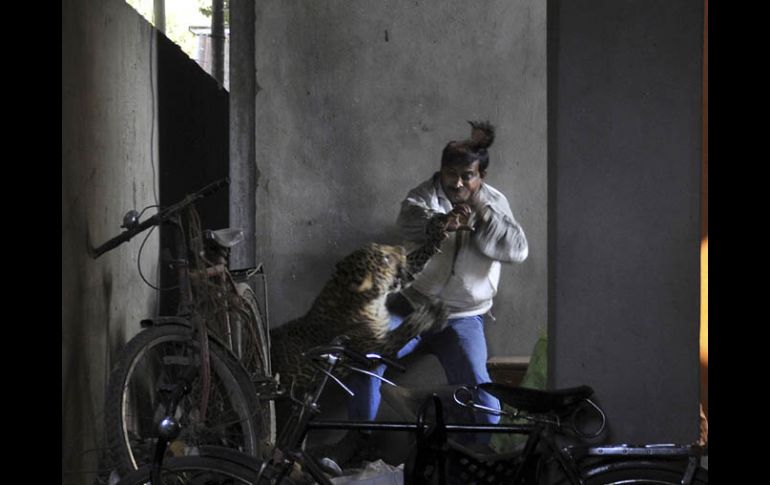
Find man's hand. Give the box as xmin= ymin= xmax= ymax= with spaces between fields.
xmin=445 ymin=204 xmax=474 ymax=232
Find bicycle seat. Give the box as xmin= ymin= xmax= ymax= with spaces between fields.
xmin=205 ymin=228 xmax=245 ymax=248
xmin=479 ymin=383 xmax=594 ymax=414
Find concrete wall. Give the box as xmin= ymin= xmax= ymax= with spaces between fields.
xmin=62 ymin=0 xmax=159 ymax=482
xmin=252 ymin=0 xmax=548 ymax=369
xmin=229 ymin=0 xmax=258 ymax=271
xmin=548 ymin=0 xmax=703 ymax=443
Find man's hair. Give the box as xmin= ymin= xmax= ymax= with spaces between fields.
xmin=440 ymin=120 xmax=496 ymax=171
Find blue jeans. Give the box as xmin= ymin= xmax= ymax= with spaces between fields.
xmin=347 ymin=314 xmax=501 ymax=428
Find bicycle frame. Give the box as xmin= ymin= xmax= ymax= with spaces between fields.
xmin=403 ymin=389 xmax=706 ymax=485
xmin=300 ymin=379 xmax=705 ymax=485
xmin=252 ymin=344 xmax=543 ymax=485
xmin=134 ymin=212 xmax=248 ymax=364
xmin=256 ymin=351 xmax=343 ymax=484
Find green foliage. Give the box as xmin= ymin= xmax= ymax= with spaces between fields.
xmin=489 ymin=332 xmax=548 ymax=453
xmin=199 ymin=0 xmax=230 ymax=25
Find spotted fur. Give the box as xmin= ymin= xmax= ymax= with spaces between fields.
xmin=270 ymin=234 xmax=447 ymax=395
xmin=406 ymin=212 xmax=450 ymax=275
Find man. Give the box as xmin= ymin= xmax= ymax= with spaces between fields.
xmin=323 ymin=120 xmax=529 ymax=466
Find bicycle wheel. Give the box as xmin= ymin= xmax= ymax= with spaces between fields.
xmin=580 ymin=459 xmax=708 ymax=484
xmin=104 ymin=324 xmax=264 ymax=475
xmin=235 ymin=285 xmax=276 ymax=445
xmin=230 ymin=284 xmax=270 ymax=381
xmin=115 ymin=455 xmax=257 ymax=485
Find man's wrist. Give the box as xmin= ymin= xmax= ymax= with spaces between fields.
xmin=426 ymin=213 xmax=450 ymax=242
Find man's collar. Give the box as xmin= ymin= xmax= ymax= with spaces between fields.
xmin=432 ymin=172 xmax=453 ymax=211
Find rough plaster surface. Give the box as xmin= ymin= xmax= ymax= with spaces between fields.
xmin=229 ymin=0 xmax=258 ymax=270
xmin=548 ymin=0 xmax=702 ymax=443
xmin=252 ymin=0 xmax=547 ymax=368
xmin=62 ymin=0 xmax=159 ymax=481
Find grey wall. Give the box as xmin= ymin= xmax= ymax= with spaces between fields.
xmin=548 ymin=0 xmax=703 ymax=443
xmin=251 ymin=0 xmax=548 ymax=367
xmin=62 ymin=0 xmax=159 ymax=482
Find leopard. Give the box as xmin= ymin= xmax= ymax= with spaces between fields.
xmin=269 ymin=215 xmax=450 ymax=398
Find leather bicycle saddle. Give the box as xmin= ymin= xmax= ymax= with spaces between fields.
xmin=479 ymin=383 xmax=594 ymax=414
xmin=204 ymin=228 xmax=245 ymax=248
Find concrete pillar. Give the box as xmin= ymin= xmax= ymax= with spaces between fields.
xmin=547 ymin=0 xmax=703 ymax=444
xmin=229 ymin=0 xmax=258 ymax=270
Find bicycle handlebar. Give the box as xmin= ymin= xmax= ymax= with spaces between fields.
xmin=90 ymin=178 xmax=229 ymax=259
xmin=302 ymin=339 xmax=406 ymax=373
xmin=365 ymin=352 xmax=406 ymax=373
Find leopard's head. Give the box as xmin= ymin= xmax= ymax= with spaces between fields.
xmin=331 ymin=243 xmax=408 ymax=298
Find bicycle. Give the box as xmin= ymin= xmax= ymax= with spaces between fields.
xmin=407 ymin=384 xmax=708 ymax=484
xmin=113 ymin=335 xmax=408 ymax=485
xmin=111 ymin=336 xmax=708 ymax=484
xmin=92 ymin=178 xmax=273 ymax=476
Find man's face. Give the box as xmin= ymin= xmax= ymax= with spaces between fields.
xmin=440 ymin=160 xmax=485 ymax=205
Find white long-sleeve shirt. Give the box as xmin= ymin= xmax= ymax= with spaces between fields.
xmin=397 ymin=173 xmax=529 ymax=318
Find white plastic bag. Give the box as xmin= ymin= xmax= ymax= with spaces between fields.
xmin=328 ymin=460 xmax=404 ymax=485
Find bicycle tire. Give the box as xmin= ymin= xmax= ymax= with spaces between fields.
xmin=104 ymin=324 xmax=264 ymax=475
xmin=196 ymin=445 xmax=308 ymax=485
xmin=204 ymin=279 xmax=275 ymax=447
xmin=233 ymin=285 xmax=270 ymax=380
xmin=576 ymin=459 xmax=708 ymax=484
xmin=115 ymin=455 xmax=257 ymax=485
